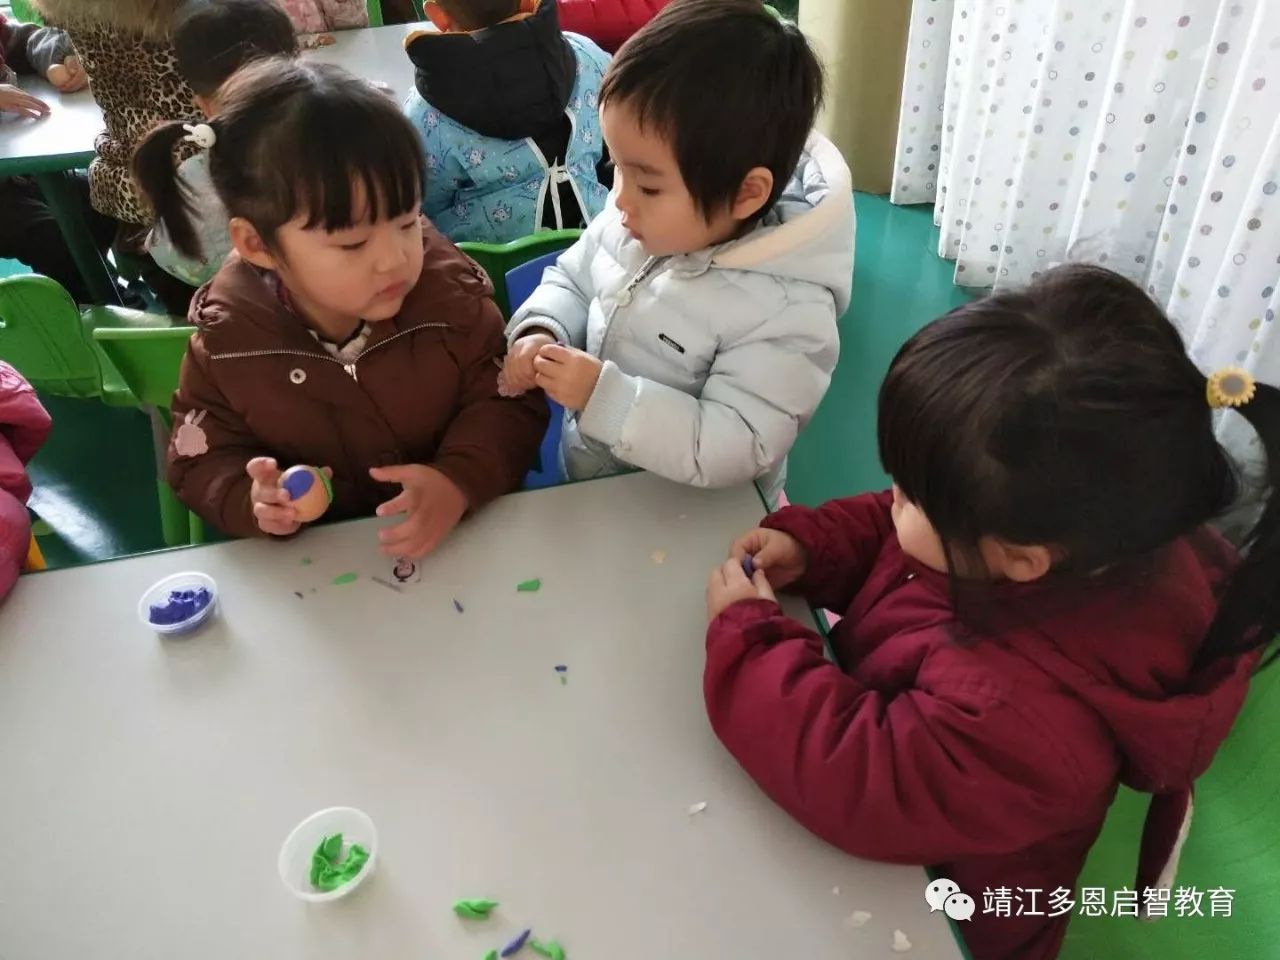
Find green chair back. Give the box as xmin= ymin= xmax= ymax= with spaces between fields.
xmin=0 ymin=274 xmax=132 ymax=404
xmin=1060 ymin=659 xmax=1280 ymax=957
xmin=458 ymin=229 xmax=583 ymax=319
xmin=92 ymin=325 xmax=195 ymax=410
xmin=366 ymin=0 xmax=384 ymax=27
xmin=10 ymin=0 xmax=44 ymax=23
xmin=92 ymin=322 xmax=203 ymax=546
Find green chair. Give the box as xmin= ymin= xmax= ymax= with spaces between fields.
xmin=93 ymin=325 xmax=204 ymax=547
xmin=0 ymin=274 xmax=141 ymax=404
xmin=91 ymin=325 xmax=193 ymax=410
xmin=458 ymin=229 xmax=582 ymax=320
xmin=0 ymin=274 xmax=202 ymax=546
xmin=1060 ymin=659 xmax=1280 ymax=958
xmin=366 ymin=0 xmax=384 ymax=27
xmin=9 ymin=0 xmax=44 ymax=23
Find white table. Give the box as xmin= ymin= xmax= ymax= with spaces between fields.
xmin=0 ymin=24 xmax=425 ymax=303
xmin=0 ymin=23 xmax=425 ymax=173
xmin=0 ymin=473 xmax=964 ymax=959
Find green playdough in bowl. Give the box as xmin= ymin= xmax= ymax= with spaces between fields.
xmin=310 ymin=833 xmax=370 ymax=892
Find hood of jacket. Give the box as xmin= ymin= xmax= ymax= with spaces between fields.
xmin=404 ymin=0 xmax=575 ymax=142
xmin=713 ymin=133 xmax=856 ymax=316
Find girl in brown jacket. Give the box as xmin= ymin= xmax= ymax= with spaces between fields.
xmin=134 ymin=58 xmax=548 ymax=557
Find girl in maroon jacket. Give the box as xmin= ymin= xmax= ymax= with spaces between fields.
xmin=133 ymin=58 xmax=547 ymax=557
xmin=704 ymin=265 xmax=1279 ymax=960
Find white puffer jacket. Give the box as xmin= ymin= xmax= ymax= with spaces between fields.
xmin=508 ymin=133 xmax=855 ymax=504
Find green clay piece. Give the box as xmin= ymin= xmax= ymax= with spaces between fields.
xmin=301 ymin=557 xmax=312 ymax=566
xmin=316 ymin=469 xmax=335 ymax=502
xmin=309 ymin=833 xmax=370 ymax=892
xmin=516 ymin=579 xmax=542 ymax=593
xmin=453 ymin=898 xmax=500 ymax=919
xmin=484 ymin=952 xmax=499 ymax=960
xmin=331 ymin=572 xmax=359 ymax=585
xmin=530 ymin=939 xmax=566 ymax=960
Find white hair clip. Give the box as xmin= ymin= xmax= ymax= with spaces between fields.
xmin=181 ymin=122 xmax=217 ymax=150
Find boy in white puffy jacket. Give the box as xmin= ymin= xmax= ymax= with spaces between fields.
xmin=501 ymin=0 xmax=853 ymax=505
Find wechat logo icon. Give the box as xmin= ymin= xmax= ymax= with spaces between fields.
xmin=925 ymin=878 xmax=976 ymax=922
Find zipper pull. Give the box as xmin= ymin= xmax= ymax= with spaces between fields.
xmin=344 ymin=363 xmax=358 ymax=382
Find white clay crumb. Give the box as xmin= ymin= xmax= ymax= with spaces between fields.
xmin=891 ymin=930 xmax=912 ymax=953
xmin=687 ymin=801 xmax=708 ymax=815
xmin=678 ymin=514 xmax=688 ymax=520
xmin=845 ymin=910 xmax=872 ymax=928
xmin=832 ymin=886 xmax=840 ymax=896
xmin=651 ymin=550 xmax=667 ymax=565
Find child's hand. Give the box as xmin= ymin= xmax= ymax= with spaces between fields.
xmin=731 ymin=528 xmax=809 ymax=589
xmin=707 ymin=557 xmax=777 ymax=622
xmin=501 ymin=331 xmax=556 ymax=396
xmin=47 ymin=56 xmax=87 ymax=93
xmin=535 ymin=343 xmax=603 ymax=411
xmin=247 ymin=456 xmax=300 ymax=536
xmin=371 ymin=464 xmax=468 ymax=559
xmin=0 ymin=84 xmax=50 ymax=118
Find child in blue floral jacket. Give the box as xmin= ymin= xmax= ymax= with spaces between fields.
xmin=404 ymin=0 xmax=611 ymax=244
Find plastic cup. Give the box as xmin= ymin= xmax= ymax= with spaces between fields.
xmin=137 ymin=572 xmax=219 ymax=636
xmin=277 ymin=807 xmax=378 ymax=903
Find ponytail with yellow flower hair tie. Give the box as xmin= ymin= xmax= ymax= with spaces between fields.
xmin=1206 ymin=367 xmax=1257 ymax=409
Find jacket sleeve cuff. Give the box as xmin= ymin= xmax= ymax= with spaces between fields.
xmin=577 ymin=360 xmax=639 ymax=449
xmin=430 ymin=455 xmax=491 ymax=511
xmin=506 ymin=314 xmax=571 ymax=347
xmin=26 ymin=26 xmax=72 ymax=76
xmin=760 ymin=505 xmax=831 ymax=595
xmin=214 ymin=474 xmax=264 ymax=539
xmin=707 ymin=599 xmax=825 ymax=661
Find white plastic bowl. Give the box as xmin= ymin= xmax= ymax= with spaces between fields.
xmin=137 ymin=571 xmax=219 ymax=636
xmin=278 ymin=806 xmax=378 ymax=903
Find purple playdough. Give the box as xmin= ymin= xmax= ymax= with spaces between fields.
xmin=742 ymin=555 xmax=756 ymax=578
xmin=149 ymin=588 xmax=213 ymax=625
xmin=501 ymin=929 xmax=532 ymax=957
xmin=281 ymin=469 xmax=315 ymax=500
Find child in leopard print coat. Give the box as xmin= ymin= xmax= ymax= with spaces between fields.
xmin=33 ymin=0 xmax=200 ymax=228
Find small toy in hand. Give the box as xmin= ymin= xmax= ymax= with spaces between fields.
xmin=741 ymin=555 xmax=756 ymax=578
xmin=281 ymin=465 xmax=333 ymax=523
xmin=148 ymin=587 xmax=212 ymax=625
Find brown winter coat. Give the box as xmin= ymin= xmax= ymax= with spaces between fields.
xmin=168 ymin=226 xmax=548 ymax=538
xmin=34 ymin=0 xmax=198 ymax=224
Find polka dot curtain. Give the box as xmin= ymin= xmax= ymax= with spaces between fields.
xmin=892 ymin=0 xmax=1279 ymax=525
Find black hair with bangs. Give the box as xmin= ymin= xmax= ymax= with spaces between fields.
xmin=134 ymin=58 xmax=424 ymax=260
xmin=878 ymin=264 xmax=1280 ymax=667
xmin=599 ymin=0 xmax=822 ymax=224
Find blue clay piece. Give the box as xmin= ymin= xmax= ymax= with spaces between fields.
xmin=282 ymin=469 xmax=315 ymax=500
xmin=149 ymin=587 xmax=213 ymax=625
xmin=501 ymin=929 xmax=532 ymax=957
xmin=742 ymin=555 xmax=756 ymax=578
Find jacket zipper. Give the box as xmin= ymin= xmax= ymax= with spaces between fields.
xmin=209 ymin=322 xmax=448 ymax=382
xmin=597 ymin=256 xmax=664 ymax=362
